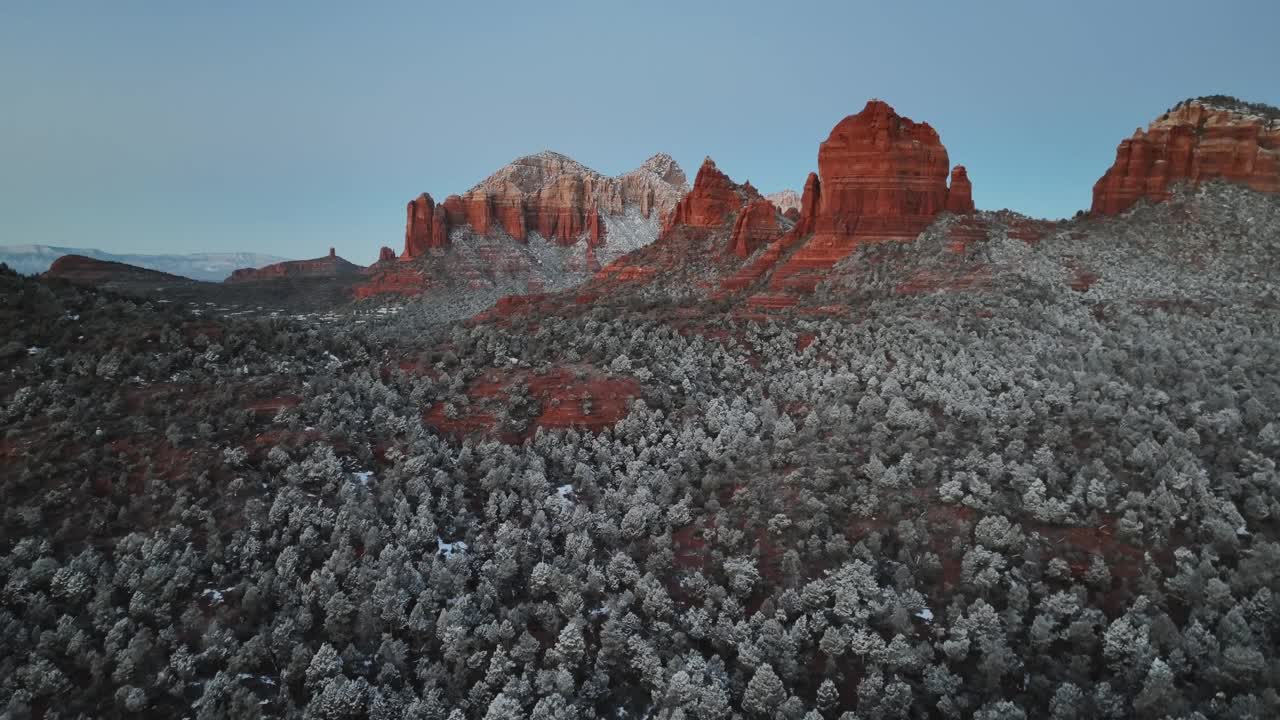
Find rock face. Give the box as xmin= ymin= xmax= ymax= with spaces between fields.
xmin=593 ymin=157 xmax=788 ymax=291
xmin=404 ymin=194 xmax=450 ymax=256
xmin=746 ymin=101 xmax=973 ymax=299
xmin=1092 ymin=98 xmax=1280 ymax=215
xmin=946 ymin=166 xmax=975 ymax=214
xmin=664 ymin=157 xmax=762 ymax=232
xmin=226 ymin=250 xmax=361 ymax=283
xmin=729 ymin=199 xmax=786 ymax=258
xmin=766 ymin=189 xmax=802 ymax=215
xmin=378 ymin=246 xmax=397 ymax=262
xmin=403 ymin=151 xmax=687 ymax=257
xmin=811 ymin=99 xmax=968 ymax=244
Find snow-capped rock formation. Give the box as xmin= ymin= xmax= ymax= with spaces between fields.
xmin=403 ymin=151 xmax=688 ymax=257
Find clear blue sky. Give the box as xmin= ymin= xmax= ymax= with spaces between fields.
xmin=2 ymin=1 xmax=1276 ymax=263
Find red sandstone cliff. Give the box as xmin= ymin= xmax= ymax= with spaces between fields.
xmin=946 ymin=166 xmax=974 ymax=214
xmin=809 ymin=99 xmax=970 ymax=244
xmin=729 ymin=198 xmax=786 ymax=258
xmin=1092 ymin=99 xmax=1280 ymax=215
xmin=403 ymin=152 xmax=688 ymax=257
xmin=733 ymin=101 xmax=973 ymax=301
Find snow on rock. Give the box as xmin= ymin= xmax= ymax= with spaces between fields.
xmin=596 ymin=205 xmax=663 ymax=267
xmin=437 ymin=537 xmax=468 ymax=559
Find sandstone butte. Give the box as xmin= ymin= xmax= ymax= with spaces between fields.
xmin=723 ymin=100 xmax=975 ymax=302
xmin=1092 ymin=99 xmax=1280 ymax=215
xmin=226 ymin=248 xmax=361 ymax=283
xmin=805 ymin=99 xmax=972 ymax=246
xmin=403 ymin=151 xmax=688 ymax=257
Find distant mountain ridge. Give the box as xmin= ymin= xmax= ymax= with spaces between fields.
xmin=0 ymin=244 xmax=289 ymax=281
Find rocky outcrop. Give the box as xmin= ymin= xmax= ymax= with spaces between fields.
xmin=748 ymin=101 xmax=972 ymax=298
xmin=664 ymin=157 xmax=762 ymax=232
xmin=1092 ymin=98 xmax=1280 ymax=215
xmin=403 ymin=151 xmax=687 ymax=257
xmin=728 ymin=199 xmax=786 ymax=258
xmin=405 ymin=194 xmax=450 ymax=256
xmin=946 ymin=166 xmax=974 ymax=214
xmin=794 ymin=172 xmax=821 ymax=236
xmin=226 ymin=249 xmax=361 ymax=283
xmin=811 ymin=99 xmax=959 ymax=243
xmin=378 ymin=247 xmax=397 ymax=262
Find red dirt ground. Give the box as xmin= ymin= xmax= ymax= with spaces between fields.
xmin=423 ymin=364 xmax=641 ymax=442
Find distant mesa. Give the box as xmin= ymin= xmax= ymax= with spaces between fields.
xmin=43 ymin=254 xmax=195 ymax=285
xmin=225 ymin=250 xmax=361 ymax=283
xmin=0 ymin=245 xmax=288 ymax=281
xmin=403 ymin=151 xmax=689 ymax=257
xmin=1092 ymin=96 xmax=1280 ymax=215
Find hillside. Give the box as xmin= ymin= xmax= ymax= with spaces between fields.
xmin=2 ymin=98 xmax=1280 ymax=719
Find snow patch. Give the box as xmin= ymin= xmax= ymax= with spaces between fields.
xmin=597 ymin=205 xmax=662 ymax=266
xmin=437 ymin=536 xmax=468 ymax=559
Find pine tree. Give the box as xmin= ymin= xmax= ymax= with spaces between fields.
xmin=741 ymin=663 xmax=786 ymax=717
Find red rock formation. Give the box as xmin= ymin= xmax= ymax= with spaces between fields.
xmin=226 ymin=252 xmax=360 ymax=282
xmin=378 ymin=246 xmax=397 ymax=262
xmin=783 ymin=208 xmax=801 ymax=222
xmin=588 ymin=204 xmax=606 ymax=247
xmin=44 ymin=255 xmax=192 ymax=285
xmin=352 ymin=265 xmax=427 ymax=299
xmin=728 ymin=199 xmax=785 ymax=258
xmin=403 ymin=152 xmax=688 ymax=258
xmin=811 ymin=99 xmax=954 ymax=243
xmin=405 ymin=193 xmax=450 ymax=256
xmin=753 ymin=101 xmax=971 ymax=298
xmin=618 ymin=153 xmax=688 ymax=219
xmin=665 ymin=157 xmax=762 ymax=232
xmin=794 ymin=172 xmax=821 ymax=236
xmin=1092 ymin=99 xmax=1280 ymax=215
xmin=946 ymin=166 xmax=974 ymax=213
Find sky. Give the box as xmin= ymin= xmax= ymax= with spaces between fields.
xmin=1 ymin=1 xmax=1276 ymax=264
